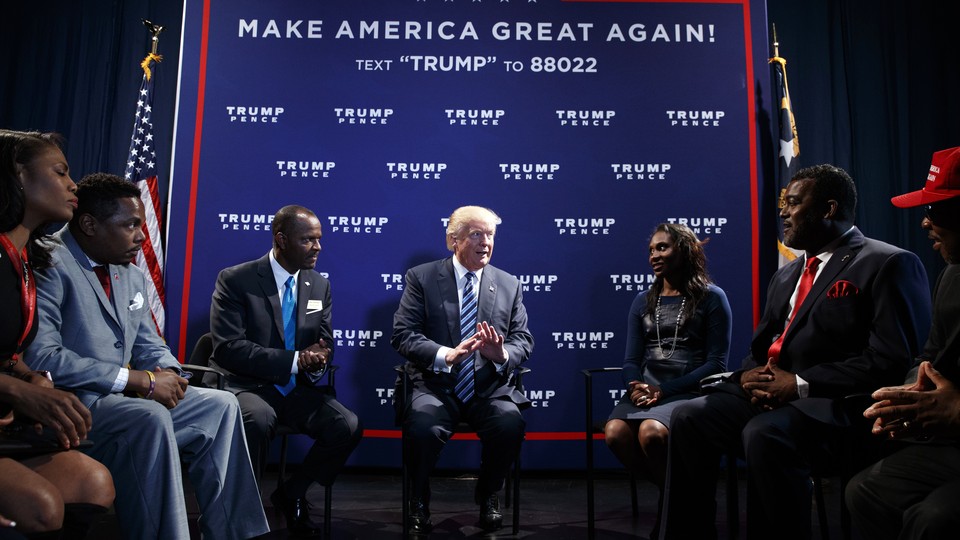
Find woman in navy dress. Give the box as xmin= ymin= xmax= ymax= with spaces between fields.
xmin=604 ymin=223 xmax=732 ymax=532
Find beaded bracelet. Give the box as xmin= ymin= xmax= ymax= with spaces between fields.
xmin=144 ymin=370 xmax=156 ymax=399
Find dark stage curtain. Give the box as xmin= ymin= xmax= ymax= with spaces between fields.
xmin=765 ymin=0 xmax=960 ymax=281
xmin=0 ymin=0 xmax=182 ymax=214
xmin=2 ymin=0 xmax=958 ymax=292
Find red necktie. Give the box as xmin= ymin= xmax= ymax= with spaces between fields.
xmin=94 ymin=265 xmax=112 ymax=299
xmin=767 ymin=256 xmax=821 ymax=363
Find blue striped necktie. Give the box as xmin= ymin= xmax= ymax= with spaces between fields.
xmin=455 ymin=272 xmax=478 ymax=403
xmin=275 ymin=275 xmax=297 ymax=396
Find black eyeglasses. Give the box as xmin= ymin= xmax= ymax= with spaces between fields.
xmin=925 ymin=205 xmax=938 ymax=223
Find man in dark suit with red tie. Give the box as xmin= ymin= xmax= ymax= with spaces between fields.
xmin=392 ymin=205 xmax=534 ymax=533
xmin=209 ymin=204 xmax=362 ymax=536
xmin=660 ymin=164 xmax=932 ymax=539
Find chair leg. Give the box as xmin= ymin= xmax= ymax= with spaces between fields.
xmin=512 ymin=453 xmax=521 ymax=535
xmin=839 ymin=475 xmax=851 ymax=540
xmin=814 ymin=477 xmax=830 ymax=540
xmin=401 ymin=430 xmax=409 ymax=535
xmin=630 ymin=472 xmax=639 ymax=517
xmin=726 ymin=453 xmax=740 ymax=538
xmin=277 ymin=434 xmax=289 ymax=491
xmin=324 ymin=484 xmax=333 ymax=538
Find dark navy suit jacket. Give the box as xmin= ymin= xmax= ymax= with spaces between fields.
xmin=392 ymin=257 xmax=534 ymax=407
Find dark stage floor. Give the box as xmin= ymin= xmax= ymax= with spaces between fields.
xmin=88 ymin=466 xmax=847 ymax=539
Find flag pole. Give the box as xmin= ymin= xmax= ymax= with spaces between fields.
xmin=769 ymin=24 xmax=802 ymax=265
xmin=126 ymin=19 xmax=168 ymax=336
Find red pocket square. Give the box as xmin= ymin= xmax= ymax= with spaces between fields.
xmin=827 ymin=280 xmax=858 ymax=298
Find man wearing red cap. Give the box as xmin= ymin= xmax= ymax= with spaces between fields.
xmin=846 ymin=146 xmax=960 ymax=539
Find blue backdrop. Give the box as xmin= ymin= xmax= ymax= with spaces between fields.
xmin=166 ymin=0 xmax=771 ymax=469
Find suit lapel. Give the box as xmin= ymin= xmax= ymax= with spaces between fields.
xmin=475 ymin=268 xmax=498 ymax=369
xmin=256 ymin=256 xmax=285 ymax=341
xmin=439 ymin=259 xmax=460 ymax=345
xmin=296 ymin=272 xmax=314 ymax=348
xmin=774 ymin=260 xmax=804 ymax=325
xmin=478 ymin=268 xmax=496 ymax=330
xmin=62 ymin=229 xmax=121 ymax=327
xmin=786 ymin=229 xmax=863 ymax=336
xmin=111 ymin=264 xmax=137 ymax=346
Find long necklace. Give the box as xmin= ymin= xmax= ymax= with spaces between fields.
xmin=655 ymin=295 xmax=686 ymax=359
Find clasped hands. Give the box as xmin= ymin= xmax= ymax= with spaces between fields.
xmin=864 ymin=360 xmax=960 ymax=440
xmin=628 ymin=381 xmax=662 ymax=407
xmin=445 ymin=321 xmax=506 ymax=367
xmin=143 ymin=367 xmax=190 ymax=409
xmin=740 ymin=359 xmax=799 ymax=410
xmin=8 ymin=371 xmax=92 ymax=449
xmin=298 ymin=338 xmax=331 ymax=373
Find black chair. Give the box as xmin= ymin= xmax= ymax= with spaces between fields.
xmin=582 ymin=367 xmax=640 ymax=539
xmin=273 ymin=366 xmax=338 ymax=539
xmin=186 ymin=332 xmax=335 ymax=537
xmin=714 ymin=393 xmax=876 ymax=540
xmin=582 ymin=367 xmax=741 ymax=539
xmin=395 ymin=365 xmax=529 ymax=536
xmin=184 ymin=332 xmax=224 ymax=389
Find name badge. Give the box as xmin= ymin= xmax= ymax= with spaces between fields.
xmin=306 ymin=299 xmax=324 ymax=314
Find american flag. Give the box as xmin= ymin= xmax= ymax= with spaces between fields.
xmin=124 ymin=52 xmax=167 ymax=335
xmin=770 ymin=37 xmax=802 ymax=267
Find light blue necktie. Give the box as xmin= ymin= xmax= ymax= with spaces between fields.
xmin=454 ymin=272 xmax=477 ymax=403
xmin=275 ymin=275 xmax=297 ymax=396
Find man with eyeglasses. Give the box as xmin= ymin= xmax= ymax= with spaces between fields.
xmin=392 ymin=205 xmax=534 ymax=533
xmin=846 ymin=146 xmax=960 ymax=539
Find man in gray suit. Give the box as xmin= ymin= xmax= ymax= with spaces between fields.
xmin=209 ymin=205 xmax=362 ymax=536
xmin=392 ymin=205 xmax=535 ymax=533
xmin=25 ymin=174 xmax=268 ymax=540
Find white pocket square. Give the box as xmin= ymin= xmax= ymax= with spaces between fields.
xmin=129 ymin=292 xmax=145 ymax=311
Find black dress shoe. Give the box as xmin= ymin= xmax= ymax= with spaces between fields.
xmin=408 ymin=496 xmax=433 ymax=534
xmin=477 ymin=492 xmax=503 ymax=532
xmin=270 ymin=487 xmax=322 ymax=537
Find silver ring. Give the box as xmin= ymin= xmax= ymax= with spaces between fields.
xmin=902 ymin=420 xmax=911 ymax=430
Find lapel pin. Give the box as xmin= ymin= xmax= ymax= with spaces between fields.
xmin=305 ymin=281 xmax=310 ymax=286
xmin=489 ymin=285 xmax=495 ymax=292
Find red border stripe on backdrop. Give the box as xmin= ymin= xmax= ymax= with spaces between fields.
xmin=564 ymin=0 xmax=743 ymax=4
xmin=177 ymin=0 xmax=213 ymax=361
xmin=740 ymin=0 xmax=762 ymax=326
xmin=174 ymin=0 xmax=764 ymax=351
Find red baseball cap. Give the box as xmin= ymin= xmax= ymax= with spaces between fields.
xmin=891 ymin=146 xmax=960 ymax=208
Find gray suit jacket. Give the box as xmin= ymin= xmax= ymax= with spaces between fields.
xmin=209 ymin=254 xmax=334 ymax=391
xmin=392 ymin=258 xmax=534 ymax=406
xmin=25 ymin=226 xmax=179 ymax=408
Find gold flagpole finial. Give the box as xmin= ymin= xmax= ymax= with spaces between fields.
xmin=772 ymin=23 xmax=780 ymax=59
xmin=142 ymin=19 xmax=164 ymax=55
xmin=140 ymin=19 xmax=165 ymax=81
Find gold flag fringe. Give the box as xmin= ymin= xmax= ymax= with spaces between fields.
xmin=140 ymin=53 xmax=163 ymax=81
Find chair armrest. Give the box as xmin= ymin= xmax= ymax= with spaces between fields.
xmin=314 ymin=364 xmax=338 ymax=387
xmin=181 ymin=363 xmax=225 ymax=390
xmin=582 ymin=367 xmax=624 ymax=438
xmin=581 ymin=367 xmax=623 ymax=378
